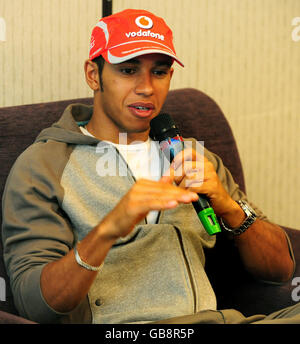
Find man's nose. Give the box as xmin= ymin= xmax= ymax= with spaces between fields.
xmin=135 ymin=72 xmax=154 ymax=96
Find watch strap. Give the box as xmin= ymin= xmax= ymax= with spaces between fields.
xmin=220 ymin=200 xmax=257 ymax=235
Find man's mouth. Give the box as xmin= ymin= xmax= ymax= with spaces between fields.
xmin=132 ymin=106 xmax=151 ymax=110
xmin=128 ymin=103 xmax=155 ymax=118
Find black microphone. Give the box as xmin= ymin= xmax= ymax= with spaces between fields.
xmin=150 ymin=113 xmax=221 ymax=235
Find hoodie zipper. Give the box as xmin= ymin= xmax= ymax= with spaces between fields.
xmin=174 ymin=226 xmax=197 ymax=314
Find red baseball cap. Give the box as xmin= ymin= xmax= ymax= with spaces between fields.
xmin=89 ymin=9 xmax=184 ymax=67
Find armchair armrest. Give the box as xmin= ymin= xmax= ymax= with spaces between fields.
xmin=205 ymin=226 xmax=300 ymax=317
xmin=0 ymin=310 xmax=36 ymax=324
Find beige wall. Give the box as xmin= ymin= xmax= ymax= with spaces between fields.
xmin=1 ymin=0 xmax=300 ymax=229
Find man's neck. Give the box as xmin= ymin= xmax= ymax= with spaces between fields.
xmin=86 ymin=120 xmax=150 ymax=144
xmin=86 ymin=101 xmax=150 ymax=144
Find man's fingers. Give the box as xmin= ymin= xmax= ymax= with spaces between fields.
xmin=132 ymin=184 xmax=199 ymax=203
xmin=128 ymin=179 xmax=199 ymax=208
xmin=112 ymin=178 xmax=199 ymax=238
xmin=159 ymin=174 xmax=174 ymax=184
xmin=172 ymin=147 xmax=203 ymax=169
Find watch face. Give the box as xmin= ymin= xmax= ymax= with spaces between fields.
xmin=238 ymin=200 xmax=257 ymax=216
xmin=221 ymin=200 xmax=258 ymax=235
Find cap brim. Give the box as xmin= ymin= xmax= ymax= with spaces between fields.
xmin=102 ymin=40 xmax=184 ymax=67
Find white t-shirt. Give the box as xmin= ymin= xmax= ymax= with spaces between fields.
xmin=80 ymin=126 xmax=162 ymax=224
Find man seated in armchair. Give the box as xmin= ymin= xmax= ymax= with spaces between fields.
xmin=1 ymin=9 xmax=298 ymax=324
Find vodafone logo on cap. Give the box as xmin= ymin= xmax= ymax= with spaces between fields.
xmin=125 ymin=15 xmax=164 ymax=41
xmin=135 ymin=16 xmax=153 ymax=29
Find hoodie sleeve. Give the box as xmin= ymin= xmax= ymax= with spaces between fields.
xmin=1 ymin=141 xmax=75 ymax=323
xmin=203 ymin=147 xmax=269 ymax=221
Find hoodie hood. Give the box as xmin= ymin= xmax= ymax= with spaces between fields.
xmin=35 ymin=104 xmax=100 ymax=145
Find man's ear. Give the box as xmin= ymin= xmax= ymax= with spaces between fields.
xmin=170 ymin=67 xmax=174 ymax=80
xmin=84 ymin=59 xmax=100 ymax=91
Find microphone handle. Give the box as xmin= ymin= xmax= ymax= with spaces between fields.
xmin=192 ymin=196 xmax=221 ymax=236
xmin=192 ymin=194 xmax=211 ymax=212
xmin=161 ymin=136 xmax=221 ymax=236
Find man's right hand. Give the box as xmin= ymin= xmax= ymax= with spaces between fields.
xmin=100 ymin=178 xmax=199 ymax=240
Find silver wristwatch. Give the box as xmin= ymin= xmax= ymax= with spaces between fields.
xmin=220 ymin=200 xmax=257 ymax=235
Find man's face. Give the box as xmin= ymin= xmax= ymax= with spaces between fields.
xmin=96 ymin=53 xmax=174 ymax=143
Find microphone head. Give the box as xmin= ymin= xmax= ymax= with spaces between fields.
xmin=150 ymin=113 xmax=180 ymax=141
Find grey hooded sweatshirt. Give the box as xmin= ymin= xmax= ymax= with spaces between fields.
xmin=2 ymin=104 xmax=267 ymax=324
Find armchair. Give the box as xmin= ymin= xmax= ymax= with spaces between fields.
xmin=0 ymin=88 xmax=299 ymax=323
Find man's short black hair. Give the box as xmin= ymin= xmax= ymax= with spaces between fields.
xmin=93 ymin=55 xmax=105 ymax=92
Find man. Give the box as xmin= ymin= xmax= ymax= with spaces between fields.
xmin=1 ymin=9 xmax=296 ymax=324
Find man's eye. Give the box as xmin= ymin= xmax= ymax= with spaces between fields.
xmin=120 ymin=68 xmax=136 ymax=75
xmin=153 ymin=70 xmax=168 ymax=77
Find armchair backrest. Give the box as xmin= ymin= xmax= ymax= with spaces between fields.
xmin=0 ymin=88 xmax=245 ymax=315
